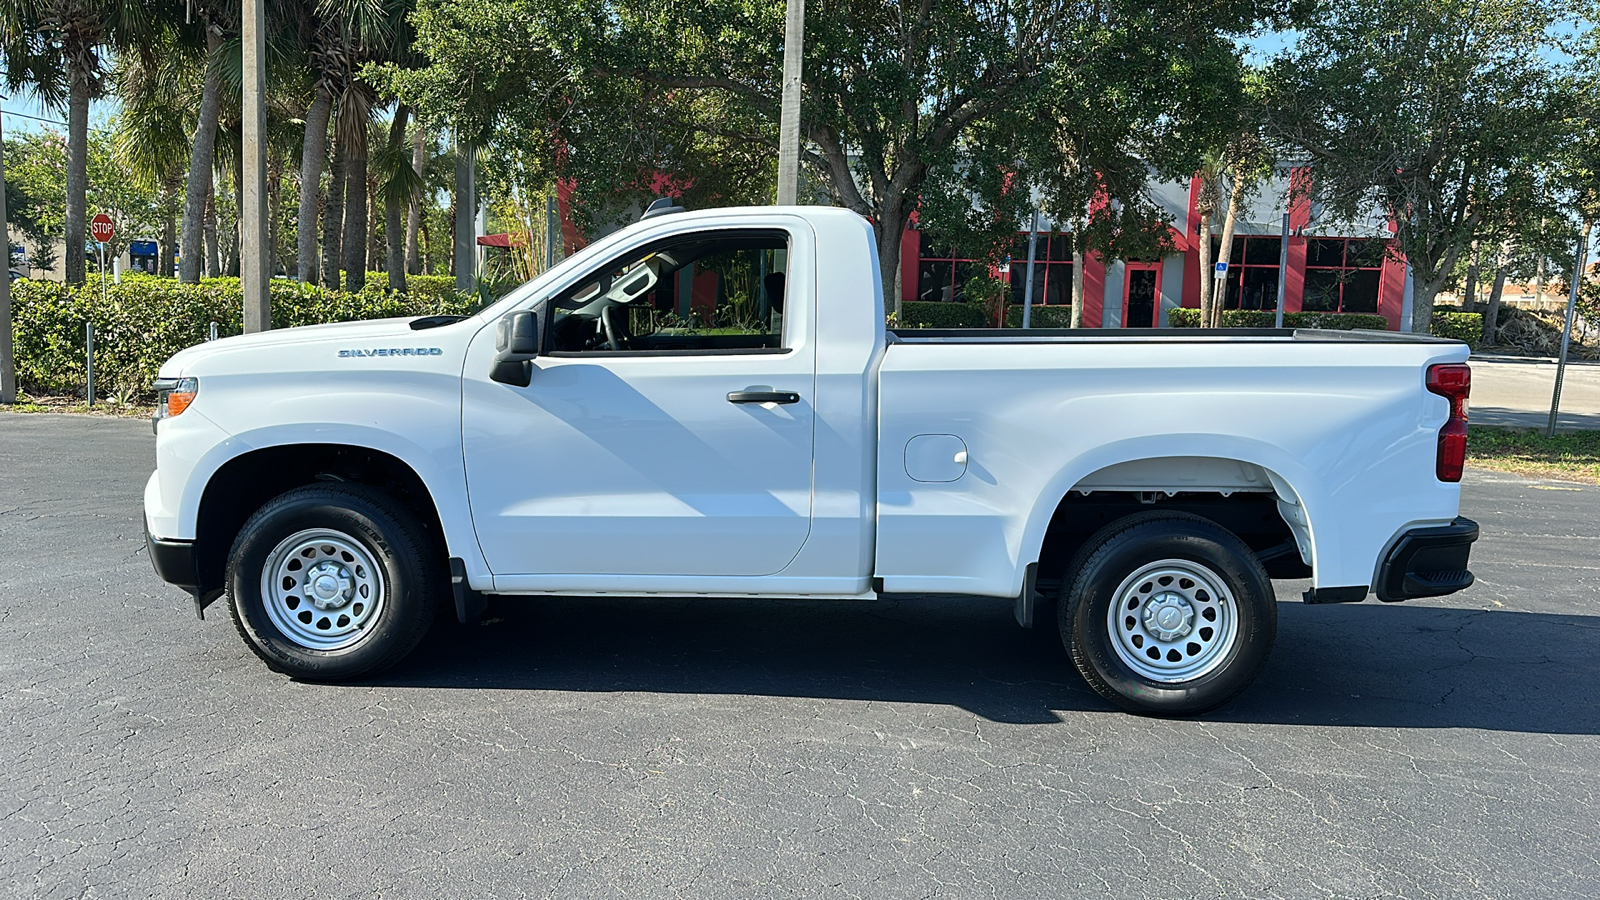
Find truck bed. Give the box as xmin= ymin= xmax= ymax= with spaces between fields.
xmin=873 ymin=329 xmax=1471 ymax=597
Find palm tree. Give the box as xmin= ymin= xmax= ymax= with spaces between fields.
xmin=315 ymin=0 xmax=416 ymax=291
xmin=178 ymin=10 xmax=230 ymax=283
xmin=112 ymin=34 xmax=198 ymax=277
xmin=120 ymin=1 xmax=306 ymax=282
xmin=1193 ymin=153 xmax=1224 ymax=328
xmin=320 ymin=120 xmax=346 ymax=288
xmin=294 ymin=12 xmax=347 ymax=283
xmin=374 ymin=105 xmax=423 ymax=291
xmin=338 ymin=81 xmax=374 ymax=290
xmin=1 ymin=0 xmax=171 ymax=284
xmin=404 ymin=120 xmax=427 ymax=274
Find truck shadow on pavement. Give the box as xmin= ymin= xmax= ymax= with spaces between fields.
xmin=376 ymin=593 xmax=1598 ymax=734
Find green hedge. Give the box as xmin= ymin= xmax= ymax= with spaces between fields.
xmin=9 ymin=274 xmax=473 ymax=399
xmin=899 ymin=301 xmax=1081 ymax=329
xmin=898 ymin=300 xmax=989 ymax=328
xmin=1432 ymin=311 xmax=1483 ymax=349
xmin=1167 ymin=308 xmax=1390 ymax=330
xmin=1005 ymin=305 xmax=1076 ymax=328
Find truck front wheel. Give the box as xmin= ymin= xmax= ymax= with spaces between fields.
xmin=226 ymin=484 xmax=440 ymax=681
xmin=1061 ymin=512 xmax=1276 ymax=716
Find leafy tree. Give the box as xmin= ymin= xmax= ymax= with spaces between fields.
xmin=1265 ymin=0 xmax=1577 ymax=333
xmin=6 ymin=180 xmax=43 ymax=271
xmin=1180 ymin=68 xmax=1278 ymax=328
xmin=3 ymin=127 xmax=168 ymax=273
xmin=392 ymin=0 xmax=1274 ymax=312
xmin=1 ymin=0 xmax=178 ymax=284
xmin=3 ymin=132 xmax=66 ymax=273
xmin=1543 ymin=21 xmax=1600 ymax=342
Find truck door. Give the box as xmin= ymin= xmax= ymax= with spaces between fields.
xmin=461 ymin=226 xmax=817 ymax=578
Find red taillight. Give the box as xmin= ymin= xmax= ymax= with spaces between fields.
xmin=1427 ymin=363 xmax=1471 ymax=482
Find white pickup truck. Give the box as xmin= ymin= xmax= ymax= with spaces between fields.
xmin=145 ymin=204 xmax=1478 ymax=714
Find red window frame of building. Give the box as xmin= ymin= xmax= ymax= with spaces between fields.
xmin=1302 ymin=237 xmax=1387 ymax=314
xmin=912 ymin=230 xmax=1079 ymax=307
xmin=1218 ymin=236 xmax=1285 ymax=311
xmin=1006 ymin=233 xmax=1075 ymax=307
xmin=914 ymin=233 xmax=982 ymax=303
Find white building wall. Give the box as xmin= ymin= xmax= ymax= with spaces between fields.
xmin=1102 ymin=260 xmax=1124 ymax=328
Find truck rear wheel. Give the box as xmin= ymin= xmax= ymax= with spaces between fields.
xmin=1060 ymin=512 xmax=1276 ymax=716
xmin=226 ymin=484 xmax=440 ymax=681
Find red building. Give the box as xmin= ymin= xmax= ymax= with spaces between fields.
xmin=899 ymin=168 xmax=1409 ymax=329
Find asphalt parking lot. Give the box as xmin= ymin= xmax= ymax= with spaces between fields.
xmin=1471 ymin=353 xmax=1600 ymax=430
xmin=2 ymin=413 xmax=1597 ymax=899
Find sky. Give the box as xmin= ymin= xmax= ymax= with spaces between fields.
xmin=1240 ymin=29 xmax=1300 ymax=65
xmin=1 ymin=29 xmax=1307 ymax=137
xmin=1 ymin=93 xmax=112 ymax=137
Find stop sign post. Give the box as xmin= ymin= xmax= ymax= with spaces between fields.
xmin=86 ymin=213 xmax=114 ymax=405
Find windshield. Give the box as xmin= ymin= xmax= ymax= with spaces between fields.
xmin=472 ymin=223 xmax=657 ymax=320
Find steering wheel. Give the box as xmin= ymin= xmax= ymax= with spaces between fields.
xmin=600 ymin=306 xmax=622 ymax=351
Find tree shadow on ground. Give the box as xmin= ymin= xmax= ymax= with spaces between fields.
xmin=374 ymin=591 xmax=1599 ymax=735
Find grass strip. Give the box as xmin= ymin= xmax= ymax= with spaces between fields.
xmin=1468 ymin=425 xmax=1600 ymax=484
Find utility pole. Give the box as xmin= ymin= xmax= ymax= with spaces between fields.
xmin=454 ymin=138 xmax=476 ymax=295
xmin=775 ymin=0 xmax=805 ymax=205
xmin=0 ymin=95 xmax=15 ymax=404
xmin=240 ymin=0 xmax=271 ymax=332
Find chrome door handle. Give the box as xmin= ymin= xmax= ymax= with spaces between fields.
xmin=727 ymin=390 xmax=800 ymax=404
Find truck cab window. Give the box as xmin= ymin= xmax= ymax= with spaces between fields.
xmin=548 ymin=230 xmax=790 ymax=354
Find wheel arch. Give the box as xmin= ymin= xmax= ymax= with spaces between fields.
xmin=191 ymin=440 xmax=461 ymax=603
xmin=1019 ymin=439 xmax=1325 ymax=592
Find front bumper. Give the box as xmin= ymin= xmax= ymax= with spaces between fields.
xmin=1375 ymin=516 xmax=1479 ymax=602
xmin=146 ymin=524 xmax=223 ymax=618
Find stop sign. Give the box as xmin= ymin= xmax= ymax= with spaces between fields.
xmin=90 ymin=213 xmax=114 ymax=243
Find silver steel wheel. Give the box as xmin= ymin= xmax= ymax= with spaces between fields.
xmin=260 ymin=528 xmax=386 ymax=651
xmin=1106 ymin=558 xmax=1238 ymax=683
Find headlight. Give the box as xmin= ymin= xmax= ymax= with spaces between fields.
xmin=152 ymin=377 xmax=198 ymax=432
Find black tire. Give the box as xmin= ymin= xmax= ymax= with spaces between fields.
xmin=1060 ymin=511 xmax=1276 ymax=716
xmin=226 ymin=484 xmax=442 ymax=681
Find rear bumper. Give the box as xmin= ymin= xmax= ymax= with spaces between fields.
xmin=1376 ymin=517 xmax=1478 ymax=602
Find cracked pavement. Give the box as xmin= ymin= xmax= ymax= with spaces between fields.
xmin=2 ymin=412 xmax=1597 ymax=898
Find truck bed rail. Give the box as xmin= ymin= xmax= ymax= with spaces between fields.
xmin=888 ymin=327 xmax=1463 ymax=345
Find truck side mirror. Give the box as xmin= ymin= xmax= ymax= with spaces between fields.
xmin=490 ymin=310 xmax=539 ymax=387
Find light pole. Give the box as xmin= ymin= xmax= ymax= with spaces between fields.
xmin=775 ymin=0 xmax=805 ymax=205
xmin=1274 ymin=212 xmax=1290 ymax=329
xmin=1548 ymin=222 xmax=1594 ymax=437
xmin=1021 ymin=209 xmax=1040 ymax=329
xmin=1272 ymin=161 xmax=1312 ymax=329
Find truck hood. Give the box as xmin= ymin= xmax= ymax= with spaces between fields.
xmin=158 ymin=317 xmax=430 ymax=377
